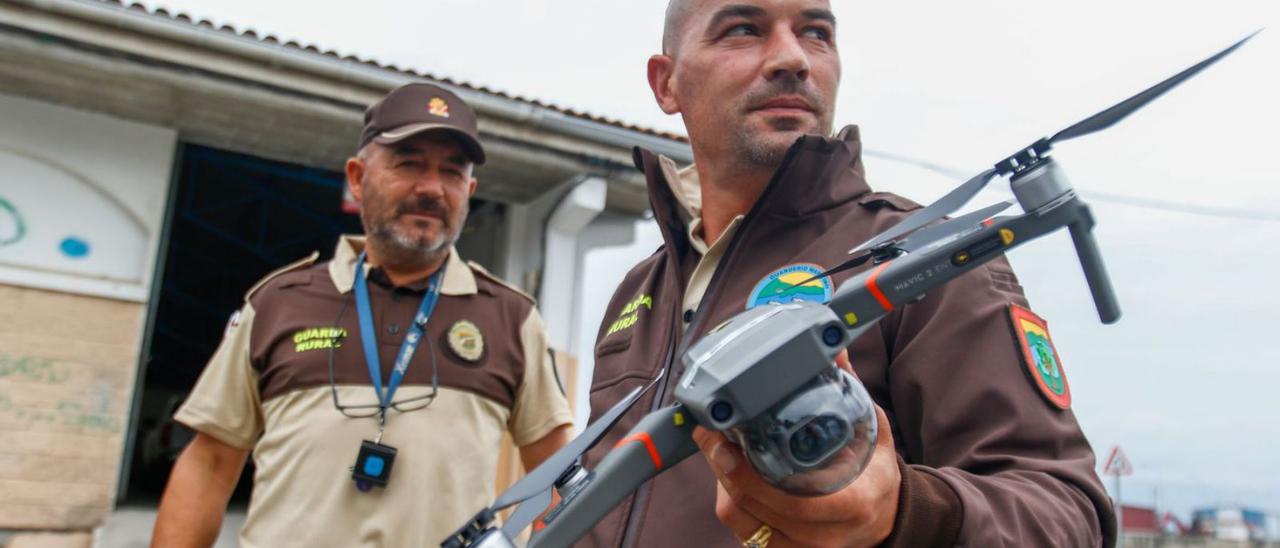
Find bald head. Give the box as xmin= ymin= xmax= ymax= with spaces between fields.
xmin=662 ymin=0 xmax=695 ymax=55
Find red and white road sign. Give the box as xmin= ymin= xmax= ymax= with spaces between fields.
xmin=1103 ymin=446 xmax=1134 ymax=476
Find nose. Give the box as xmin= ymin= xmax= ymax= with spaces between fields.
xmin=762 ymin=24 xmax=810 ymax=82
xmin=411 ymin=169 xmax=447 ymax=200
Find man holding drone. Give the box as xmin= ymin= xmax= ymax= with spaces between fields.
xmin=580 ymin=1 xmax=1116 ymax=546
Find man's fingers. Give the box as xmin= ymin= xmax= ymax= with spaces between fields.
xmin=716 ymin=483 xmax=814 ymax=548
xmin=835 ymin=348 xmax=854 ymax=375
xmin=873 ymin=404 xmax=894 ymax=450
xmin=715 ymin=482 xmax=767 ymax=541
xmin=693 ymin=426 xmax=747 ymax=496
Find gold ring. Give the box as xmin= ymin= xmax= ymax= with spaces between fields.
xmin=744 ymin=524 xmax=772 ymax=548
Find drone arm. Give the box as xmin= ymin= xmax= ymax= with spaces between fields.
xmin=828 ymin=196 xmax=1096 ymax=331
xmin=1067 ymin=204 xmax=1121 ymax=323
xmin=528 ymin=405 xmax=699 ymax=548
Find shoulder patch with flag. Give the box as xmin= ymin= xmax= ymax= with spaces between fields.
xmin=1007 ymin=304 xmax=1071 ymax=410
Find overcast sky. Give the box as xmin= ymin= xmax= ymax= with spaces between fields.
xmin=141 ymin=0 xmax=1280 ymax=520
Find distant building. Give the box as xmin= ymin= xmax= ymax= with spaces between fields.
xmin=1121 ymin=505 xmax=1162 ymax=537
xmin=1192 ymin=506 xmax=1274 ymax=542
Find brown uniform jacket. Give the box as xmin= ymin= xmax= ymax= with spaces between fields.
xmin=580 ymin=127 xmax=1116 ymax=547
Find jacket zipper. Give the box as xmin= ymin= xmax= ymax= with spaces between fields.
xmin=616 ymin=141 xmax=808 ymax=547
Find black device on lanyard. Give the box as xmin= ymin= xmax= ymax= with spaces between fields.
xmin=340 ymin=251 xmax=442 ymax=492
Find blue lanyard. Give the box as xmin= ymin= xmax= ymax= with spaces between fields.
xmin=353 ymin=251 xmax=443 ymax=411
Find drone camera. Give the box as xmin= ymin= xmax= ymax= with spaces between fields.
xmin=730 ymin=368 xmax=877 ymax=496
xmin=710 ymin=401 xmax=734 ymax=422
xmin=788 ymin=414 xmax=851 ymax=465
xmin=821 ymin=325 xmax=844 ymax=347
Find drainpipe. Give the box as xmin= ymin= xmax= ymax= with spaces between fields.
xmin=539 ymin=177 xmax=606 ymax=354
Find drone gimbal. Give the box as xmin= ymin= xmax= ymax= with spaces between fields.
xmin=442 ymin=31 xmax=1256 ymax=548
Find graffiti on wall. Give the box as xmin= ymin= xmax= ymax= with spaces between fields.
xmin=0 ymin=148 xmax=144 ymax=281
xmin=0 ymin=195 xmax=25 ymax=247
xmin=0 ymin=354 xmax=122 ymax=434
xmin=1 ymin=190 xmax=94 ymax=260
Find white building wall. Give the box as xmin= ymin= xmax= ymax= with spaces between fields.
xmin=0 ymin=93 xmax=176 ymax=301
xmin=0 ymin=93 xmax=174 ymax=533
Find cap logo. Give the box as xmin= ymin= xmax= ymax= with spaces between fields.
xmin=428 ymin=97 xmax=450 ymax=118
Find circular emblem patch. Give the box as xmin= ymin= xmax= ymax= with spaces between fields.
xmin=447 ymin=320 xmax=484 ymax=362
xmin=746 ymin=263 xmax=834 ymax=310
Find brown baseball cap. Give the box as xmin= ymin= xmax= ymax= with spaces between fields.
xmin=359 ymin=82 xmax=486 ymax=164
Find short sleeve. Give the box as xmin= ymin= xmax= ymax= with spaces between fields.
xmin=508 ymin=307 xmax=574 ymax=447
xmin=174 ymin=303 xmax=265 ymax=449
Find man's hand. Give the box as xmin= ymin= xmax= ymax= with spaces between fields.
xmin=691 ymin=350 xmax=901 ymax=548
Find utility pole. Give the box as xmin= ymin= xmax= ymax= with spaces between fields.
xmin=1103 ymin=446 xmax=1135 ymax=548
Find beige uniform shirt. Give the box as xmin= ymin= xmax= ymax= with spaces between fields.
xmin=176 ymin=236 xmax=573 ymax=547
xmin=657 ymin=156 xmax=743 ymax=330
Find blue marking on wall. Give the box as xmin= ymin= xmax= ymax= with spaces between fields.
xmin=59 ymin=237 xmax=90 ymax=259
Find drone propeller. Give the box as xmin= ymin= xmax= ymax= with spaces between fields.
xmin=1048 ymin=30 xmax=1259 ymax=146
xmin=898 ymin=200 xmax=1016 ymax=249
xmin=852 ymin=32 xmax=1257 ymax=253
xmin=851 ymin=169 xmax=999 ymax=254
xmin=793 ymin=199 xmax=1015 ymax=288
xmin=491 ymin=373 xmax=658 ymax=510
xmin=500 ymin=486 xmax=554 ymax=538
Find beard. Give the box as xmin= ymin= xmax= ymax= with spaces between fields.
xmin=362 ymin=190 xmax=465 ymax=268
xmin=730 ymin=77 xmax=831 ymax=169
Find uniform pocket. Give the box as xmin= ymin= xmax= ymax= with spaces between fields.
xmin=594 ymin=334 xmax=632 ymax=358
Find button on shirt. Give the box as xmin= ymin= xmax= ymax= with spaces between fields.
xmin=658 ymin=156 xmax=743 ymax=331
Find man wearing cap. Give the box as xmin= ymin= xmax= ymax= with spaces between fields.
xmin=152 ymin=83 xmax=573 ymax=548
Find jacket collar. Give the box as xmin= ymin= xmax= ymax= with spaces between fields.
xmin=635 ymin=125 xmax=873 ymax=252
xmin=328 ymin=235 xmax=476 ymax=295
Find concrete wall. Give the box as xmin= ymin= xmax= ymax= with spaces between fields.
xmin=0 ymin=94 xmax=173 ymax=535
xmin=0 ymin=285 xmax=145 ymax=531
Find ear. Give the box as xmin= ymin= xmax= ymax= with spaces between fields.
xmin=345 ymin=156 xmax=366 ymax=203
xmin=467 ymin=177 xmax=478 ymax=198
xmin=647 ymin=55 xmax=681 ymax=115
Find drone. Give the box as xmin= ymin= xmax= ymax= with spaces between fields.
xmin=442 ymin=32 xmax=1257 ymax=548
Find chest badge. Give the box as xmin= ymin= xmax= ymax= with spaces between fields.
xmin=1008 ymin=304 xmax=1071 ymax=410
xmin=746 ymin=263 xmax=834 ymax=310
xmin=447 ymin=320 xmax=484 ymax=362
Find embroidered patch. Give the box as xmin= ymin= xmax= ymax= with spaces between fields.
xmin=746 ymin=263 xmax=834 ymax=309
xmin=428 ymin=97 xmax=450 ymax=118
xmin=1008 ymin=304 xmax=1071 ymax=410
xmin=292 ymin=326 xmax=347 ymax=353
xmin=606 ymin=293 xmax=652 ymax=336
xmin=447 ymin=320 xmax=484 ymax=362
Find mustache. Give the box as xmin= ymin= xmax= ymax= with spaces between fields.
xmin=394 ymin=198 xmax=448 ymax=220
xmin=741 ymin=78 xmax=825 ymax=113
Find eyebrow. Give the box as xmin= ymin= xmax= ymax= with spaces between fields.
xmin=705 ymin=5 xmax=837 ymax=33
xmin=705 ymin=4 xmax=766 ymax=32
xmin=803 ymin=8 xmax=837 ymax=28
xmin=391 ymin=144 xmax=424 ymax=156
